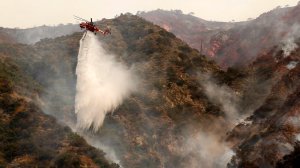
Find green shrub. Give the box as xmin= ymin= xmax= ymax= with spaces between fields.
xmin=0 ymin=79 xmax=12 ymax=94
xmin=53 ymin=152 xmax=80 ymax=168
xmin=68 ymin=133 xmax=86 ymax=147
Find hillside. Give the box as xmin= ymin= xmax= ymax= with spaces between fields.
xmin=1 ymin=12 xmax=300 ymax=168
xmin=30 ymin=14 xmax=227 ymax=167
xmin=0 ymin=45 xmax=119 ymax=167
xmin=1 ymin=14 xmax=236 ymax=167
xmin=208 ymin=5 xmax=300 ymax=67
xmin=97 ymin=14 xmax=300 ymax=167
xmin=227 ymin=39 xmax=300 ymax=167
xmin=139 ymin=5 xmax=300 ymax=68
xmin=138 ymin=9 xmax=241 ymax=57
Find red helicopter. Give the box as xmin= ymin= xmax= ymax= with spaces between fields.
xmin=74 ymin=15 xmax=111 ymax=36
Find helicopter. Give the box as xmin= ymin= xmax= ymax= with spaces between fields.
xmin=74 ymin=15 xmax=111 ymax=36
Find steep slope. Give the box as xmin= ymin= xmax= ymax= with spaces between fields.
xmin=139 ymin=5 xmax=300 ymax=68
xmin=209 ymin=5 xmax=300 ymax=67
xmin=227 ymin=39 xmax=300 ymax=167
xmin=0 ymin=28 xmax=16 ymax=44
xmin=138 ymin=9 xmax=241 ymax=56
xmin=0 ymin=38 xmax=119 ymax=168
xmin=95 ymin=14 xmax=224 ymax=168
xmin=139 ymin=8 xmax=300 ymax=166
xmin=6 ymin=14 xmax=244 ymax=168
xmin=3 ymin=12 xmax=300 ymax=168
xmin=39 ymin=14 xmax=291 ymax=168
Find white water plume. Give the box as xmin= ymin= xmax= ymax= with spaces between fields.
xmin=75 ymin=31 xmax=136 ymax=131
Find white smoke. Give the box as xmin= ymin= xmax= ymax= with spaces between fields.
xmin=280 ymin=24 xmax=300 ymax=57
xmin=199 ymin=74 xmax=240 ymax=124
xmin=282 ymin=38 xmax=298 ymax=57
xmin=296 ymin=134 xmax=300 ymax=141
xmin=286 ymin=61 xmax=299 ymax=70
xmin=182 ymin=131 xmax=235 ymax=168
xmin=75 ymin=31 xmax=137 ymax=131
xmin=181 ymin=73 xmax=257 ymax=168
xmin=78 ymin=131 xmax=123 ymax=167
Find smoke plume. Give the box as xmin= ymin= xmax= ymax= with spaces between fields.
xmin=75 ymin=32 xmax=137 ymax=131
xmin=181 ymin=131 xmax=235 ymax=168
xmin=183 ymin=72 xmax=267 ymax=167
xmin=280 ymin=24 xmax=300 ymax=57
xmin=174 ymin=73 xmax=242 ymax=168
xmin=199 ymin=74 xmax=240 ymax=124
xmin=282 ymin=38 xmax=298 ymax=57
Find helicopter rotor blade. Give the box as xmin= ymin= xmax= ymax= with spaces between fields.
xmin=74 ymin=16 xmax=87 ymax=22
xmin=73 ymin=15 xmax=89 ymax=22
xmin=74 ymin=17 xmax=86 ymax=22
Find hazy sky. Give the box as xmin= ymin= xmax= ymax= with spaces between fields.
xmin=1 ymin=0 xmax=299 ymax=28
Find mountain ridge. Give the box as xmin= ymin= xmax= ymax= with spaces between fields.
xmin=139 ymin=5 xmax=300 ymax=68
xmin=1 ymin=12 xmax=300 ymax=168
